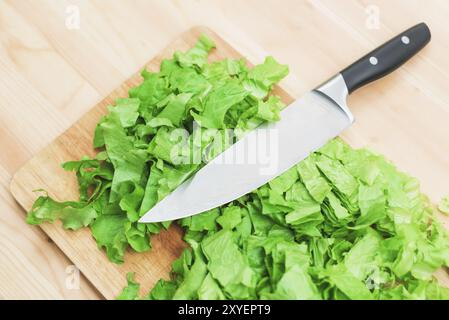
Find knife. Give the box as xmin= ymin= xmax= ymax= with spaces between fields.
xmin=139 ymin=23 xmax=431 ymax=223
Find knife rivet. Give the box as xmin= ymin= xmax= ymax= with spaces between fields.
xmin=401 ymin=36 xmax=410 ymax=44
xmin=369 ymin=56 xmax=378 ymax=65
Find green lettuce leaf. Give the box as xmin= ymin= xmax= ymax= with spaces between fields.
xmin=91 ymin=214 xmax=128 ymax=264
xmin=27 ymin=194 xmax=97 ymax=230
xmin=243 ymin=56 xmax=289 ymax=99
xmin=117 ymin=272 xmax=140 ymax=300
xmin=192 ymin=80 xmax=248 ymax=128
xmin=201 ymin=230 xmax=255 ymax=293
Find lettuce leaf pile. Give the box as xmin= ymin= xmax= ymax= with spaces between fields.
xmin=26 ymin=34 xmax=289 ymax=264
xmin=120 ymin=139 xmax=449 ymax=300
xmin=26 ymin=35 xmax=449 ymax=299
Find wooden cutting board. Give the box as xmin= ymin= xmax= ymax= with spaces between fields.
xmin=9 ymin=26 xmax=294 ymax=300
xmin=9 ymin=25 xmax=449 ymax=299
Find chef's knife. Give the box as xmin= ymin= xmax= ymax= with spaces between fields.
xmin=139 ymin=23 xmax=431 ymax=223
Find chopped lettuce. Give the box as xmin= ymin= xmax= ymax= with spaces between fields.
xmin=27 ymin=193 xmax=97 ymax=230
xmin=117 ymin=273 xmax=140 ymax=300
xmin=136 ymin=139 xmax=449 ymax=300
xmin=26 ymin=34 xmax=288 ymax=264
xmin=26 ymin=34 xmax=449 ymax=300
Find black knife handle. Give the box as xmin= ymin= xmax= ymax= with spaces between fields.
xmin=341 ymin=23 xmax=431 ymax=94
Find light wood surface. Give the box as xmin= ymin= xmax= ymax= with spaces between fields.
xmin=1 ymin=0 xmax=449 ymax=299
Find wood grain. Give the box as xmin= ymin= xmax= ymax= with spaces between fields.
xmin=2 ymin=0 xmax=449 ymax=299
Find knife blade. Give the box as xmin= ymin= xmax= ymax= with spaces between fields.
xmin=139 ymin=22 xmax=431 ymax=223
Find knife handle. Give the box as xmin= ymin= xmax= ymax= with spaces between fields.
xmin=341 ymin=23 xmax=431 ymax=94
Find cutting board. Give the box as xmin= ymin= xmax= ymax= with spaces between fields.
xmin=9 ymin=26 xmax=449 ymax=299
xmin=9 ymin=26 xmax=294 ymax=299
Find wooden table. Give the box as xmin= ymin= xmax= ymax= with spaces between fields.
xmin=1 ymin=0 xmax=448 ymax=299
